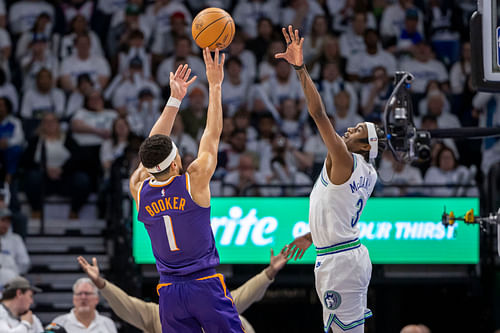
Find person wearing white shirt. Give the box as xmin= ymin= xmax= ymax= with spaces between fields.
xmin=97 ymin=0 xmax=127 ymax=16
xmin=280 ymin=0 xmax=324 ymax=35
xmin=117 ymin=30 xmax=152 ymax=79
xmin=415 ymin=90 xmax=460 ymax=129
xmin=0 ymin=98 xmax=24 ymax=183
xmin=319 ymin=61 xmax=358 ymax=117
xmin=145 ymin=0 xmax=191 ymax=36
xmin=53 ymin=278 xmax=117 ymax=333
xmin=377 ymin=150 xmax=424 ymax=196
xmin=0 ymin=209 xmax=30 ymax=275
xmin=109 ymin=3 xmax=152 ymax=44
xmin=169 ymin=117 xmax=198 ymax=157
xmin=380 ymin=0 xmax=424 ymax=40
xmin=228 ymin=33 xmax=257 ymax=84
xmin=0 ymin=276 xmax=44 ymax=333
xmin=222 ymin=152 xmax=267 ymax=196
xmin=15 ymin=13 xmax=54 ymax=61
xmin=8 ymin=0 xmax=54 ymax=36
xmin=150 ymin=11 xmax=196 ymax=60
xmin=20 ymin=35 xmax=58 ymax=92
xmin=339 ymin=12 xmax=367 ymax=59
xmin=66 ymin=74 xmax=94 ymax=121
xmin=0 ymin=70 xmax=19 ymax=114
xmin=100 ymin=117 xmax=130 ymax=180
xmin=126 ymin=88 xmax=160 ymax=139
xmin=257 ymin=60 xmax=304 ymax=109
xmin=59 ymin=15 xmax=104 ymax=60
xmin=346 ymin=29 xmax=397 ymax=82
xmin=222 ymin=58 xmax=249 ymax=117
xmin=59 ymin=33 xmax=111 ymax=93
xmin=302 ymin=15 xmax=328 ymax=64
xmin=233 ymin=0 xmax=279 ymax=38
xmin=399 ymin=42 xmax=449 ymax=94
xmin=332 ymin=90 xmax=364 ymax=135
xmin=449 ymin=42 xmax=471 ymax=95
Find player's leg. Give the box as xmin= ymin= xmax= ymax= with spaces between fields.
xmin=158 ymin=284 xmax=203 ymax=333
xmin=189 ymin=273 xmax=245 ymax=333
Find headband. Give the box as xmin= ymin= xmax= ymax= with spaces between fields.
xmin=146 ymin=141 xmax=178 ymax=174
xmin=365 ymin=122 xmax=378 ymax=159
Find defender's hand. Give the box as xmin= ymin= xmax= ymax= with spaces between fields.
xmin=203 ymin=48 xmax=225 ymax=86
xmin=78 ymin=256 xmax=106 ymax=289
xmin=284 ymin=233 xmax=312 ymax=260
xmin=275 ymin=25 xmax=304 ymax=67
xmin=169 ymin=64 xmax=197 ymax=100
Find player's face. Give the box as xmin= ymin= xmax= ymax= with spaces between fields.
xmin=342 ymin=123 xmax=370 ymax=153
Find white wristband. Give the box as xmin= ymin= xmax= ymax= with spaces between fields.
xmin=166 ymin=97 xmax=181 ymax=109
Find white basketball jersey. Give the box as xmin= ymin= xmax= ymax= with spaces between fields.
xmin=309 ymin=153 xmax=377 ymax=248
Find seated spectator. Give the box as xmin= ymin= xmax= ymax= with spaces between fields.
xmin=257 ymin=39 xmax=284 ymax=82
xmin=20 ymin=68 xmax=66 ymax=139
xmin=319 ymin=61 xmax=358 ymax=117
xmin=347 ymin=29 xmax=397 ymax=83
xmin=222 ymin=58 xmax=250 ymax=116
xmin=20 ymin=34 xmax=58 ymax=92
xmin=450 ymin=41 xmax=471 ymax=95
xmin=100 ymin=117 xmax=132 ymax=179
xmin=59 ymin=33 xmax=111 ymax=93
xmin=247 ymin=113 xmax=275 ymax=171
xmin=280 ymin=0 xmax=325 ymax=35
xmin=0 ymin=209 xmax=30 ymax=276
xmin=222 ymin=152 xmax=267 ymax=196
xmin=233 ymin=109 xmax=258 ymax=143
xmin=180 ymin=84 xmax=208 ymax=140
xmin=169 ymin=117 xmax=197 ymax=157
xmin=71 ymin=90 xmax=117 ymax=187
xmin=233 ymin=0 xmax=278 ymax=39
xmin=53 ymin=277 xmax=117 ymax=332
xmin=380 ymin=0 xmax=423 ymax=43
xmin=303 ymin=115 xmax=332 ymax=178
xmin=66 ymin=73 xmax=94 ymax=120
xmin=423 ymin=145 xmax=477 ymax=197
xmin=219 ymin=129 xmax=249 ymax=173
xmin=377 ymin=150 xmax=424 ymax=196
xmin=396 ymin=9 xmax=423 ymax=54
xmin=0 ymin=69 xmax=19 ymax=114
xmin=0 ymin=276 xmax=43 ymax=332
xmin=117 ymin=29 xmax=151 ymax=78
xmin=8 ymin=0 xmax=55 ymax=36
xmin=228 ymin=32 xmax=257 ymax=84
xmin=144 ymin=0 xmax=191 ymax=36
xmin=339 ymin=12 xmax=367 ymax=59
xmin=127 ymin=87 xmax=160 ymax=138
xmin=308 ymin=34 xmax=343 ymax=80
xmin=417 ymin=90 xmax=460 ymax=128
xmin=0 ymin=98 xmax=24 ymax=184
xmin=156 ymin=37 xmax=206 ymax=88
xmin=15 ymin=12 xmax=53 ymax=60
xmin=0 ymin=185 xmax=28 ymax=239
xmin=332 ymin=90 xmax=363 ymax=135
xmin=417 ymin=80 xmax=451 ymax=116
xmin=270 ymin=98 xmax=308 ymax=148
xmin=23 ymin=113 xmax=90 ymax=219
xmin=246 ymin=18 xmax=275 ymax=64
xmin=361 ymin=66 xmax=392 ymax=121
xmin=303 ymin=15 xmax=328 ymax=64
xmin=60 ymin=14 xmax=104 ymax=60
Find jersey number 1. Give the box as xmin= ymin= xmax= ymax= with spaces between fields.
xmin=163 ymin=215 xmax=180 ymax=251
xmin=350 ymin=198 xmax=364 ymax=227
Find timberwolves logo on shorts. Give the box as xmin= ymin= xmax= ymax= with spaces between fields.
xmin=324 ymin=290 xmax=341 ymax=310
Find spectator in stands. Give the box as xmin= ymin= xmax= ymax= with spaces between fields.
xmin=247 ymin=113 xmax=275 ymax=170
xmin=219 ymin=129 xmax=249 ymax=173
xmin=117 ymin=29 xmax=151 ymax=78
xmin=144 ymin=0 xmax=191 ymax=36
xmin=8 ymin=0 xmax=55 ymax=36
xmin=308 ymin=34 xmax=342 ymax=80
xmin=0 ymin=185 xmax=28 ymax=239
xmin=78 ymin=246 xmax=290 ymax=333
xmin=20 ymin=68 xmax=66 ymax=139
xmin=15 ymin=13 xmax=53 ymax=61
xmin=0 ymin=209 xmax=30 ymax=275
xmin=100 ymin=117 xmax=132 ymax=179
xmin=23 ymin=113 xmax=90 ymax=219
xmin=399 ymin=41 xmax=449 ymax=95
xmin=228 ymin=32 xmax=257 ymax=84
xmin=246 ymin=18 xmax=275 ymax=63
xmin=127 ymin=87 xmax=160 ymax=138
xmin=53 ymin=277 xmax=117 ymax=332
xmin=169 ymin=117 xmax=197 ymax=157
xmin=59 ymin=33 xmax=111 ymax=93
xmin=222 ymin=152 xmax=266 ymax=196
xmin=339 ymin=12 xmax=367 ymax=59
xmin=270 ymin=98 xmax=308 ymax=148
xmin=233 ymin=0 xmax=279 ymax=39
xmin=60 ymin=14 xmax=104 ymax=60
xmin=332 ymin=90 xmax=363 ymax=135
xmin=396 ymin=9 xmax=424 ymax=54
xmin=0 ymin=69 xmax=19 ymax=114
xmin=303 ymin=15 xmax=328 ymax=64
xmin=347 ymin=29 xmax=397 ymax=83
xmin=20 ymin=34 xmax=58 ymax=92
xmin=257 ymin=39 xmax=284 ymax=82
xmin=109 ymin=2 xmax=151 ymax=46
xmin=66 ymin=73 xmax=94 ymax=120
xmin=377 ymin=150 xmax=424 ymax=196
xmin=280 ymin=0 xmax=325 ymax=35
xmin=0 ymin=97 xmax=24 ymax=184
xmin=258 ymin=59 xmax=304 ymax=109
xmin=303 ymin=115 xmax=332 ymax=178
xmin=417 ymin=80 xmax=451 ymax=116
xmin=419 ymin=90 xmax=460 ymax=128
xmin=319 ymin=61 xmax=358 ymax=117
xmin=0 ymin=276 xmax=43 ymax=332
xmin=180 ymin=84 xmax=207 ymax=140
xmin=361 ymin=66 xmax=392 ymax=121
xmin=380 ymin=0 xmax=423 ymax=43
xmin=450 ymin=41 xmax=471 ymax=95
xmin=156 ymin=36 xmax=206 ymax=88
xmin=233 ymin=109 xmax=258 ymax=143
xmin=71 ymin=90 xmax=117 ymax=187
xmin=222 ymin=58 xmax=250 ymax=116
xmin=424 ymin=145 xmax=477 ymax=197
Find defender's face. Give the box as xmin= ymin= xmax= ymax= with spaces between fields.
xmin=342 ymin=123 xmax=370 ymax=153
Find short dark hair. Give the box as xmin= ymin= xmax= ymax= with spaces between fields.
xmin=139 ymin=135 xmax=175 ymax=176
xmin=1 ymin=288 xmax=29 ymax=301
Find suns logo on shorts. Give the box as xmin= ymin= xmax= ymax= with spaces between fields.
xmin=324 ymin=290 xmax=341 ymax=310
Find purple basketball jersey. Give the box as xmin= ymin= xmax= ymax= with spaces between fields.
xmin=137 ymin=173 xmax=219 ymax=276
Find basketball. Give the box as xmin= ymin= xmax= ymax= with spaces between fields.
xmin=191 ymin=8 xmax=235 ymax=51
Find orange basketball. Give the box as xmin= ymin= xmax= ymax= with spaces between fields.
xmin=191 ymin=8 xmax=235 ymax=51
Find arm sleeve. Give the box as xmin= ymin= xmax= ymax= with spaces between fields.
xmin=99 ymin=280 xmax=160 ymax=333
xmin=230 ymin=270 xmax=273 ymax=314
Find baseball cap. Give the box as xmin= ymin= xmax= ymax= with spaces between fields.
xmin=3 ymin=276 xmax=42 ymax=293
xmin=170 ymin=11 xmax=186 ymax=21
xmin=125 ymin=4 xmax=141 ymax=16
xmin=0 ymin=208 xmax=12 ymax=219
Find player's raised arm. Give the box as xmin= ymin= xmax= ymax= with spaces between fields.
xmin=129 ymin=64 xmax=197 ymax=206
xmin=276 ymin=25 xmax=353 ymax=183
xmin=186 ymin=48 xmax=225 ymax=205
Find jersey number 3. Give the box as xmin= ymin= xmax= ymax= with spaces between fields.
xmin=163 ymin=215 xmax=180 ymax=251
xmin=350 ymin=198 xmax=364 ymax=227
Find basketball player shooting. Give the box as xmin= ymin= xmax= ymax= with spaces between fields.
xmin=276 ymin=26 xmax=386 ymax=333
xmin=129 ymin=48 xmax=244 ymax=332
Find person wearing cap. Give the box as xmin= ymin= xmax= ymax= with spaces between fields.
xmin=51 ymin=278 xmax=117 ymax=333
xmin=396 ymin=9 xmax=423 ymax=54
xmin=0 ymin=276 xmax=43 ymax=333
xmin=0 ymin=208 xmax=30 ymax=276
xmin=276 ymin=26 xmax=387 ymax=333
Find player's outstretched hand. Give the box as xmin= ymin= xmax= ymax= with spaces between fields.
xmin=77 ymin=256 xmax=105 ymax=289
xmin=275 ymin=25 xmax=304 ymax=67
xmin=203 ymin=47 xmax=225 ymax=86
xmin=169 ymin=64 xmax=197 ymax=100
xmin=265 ymin=248 xmax=290 ymax=279
xmin=284 ymin=233 xmax=312 ymax=260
